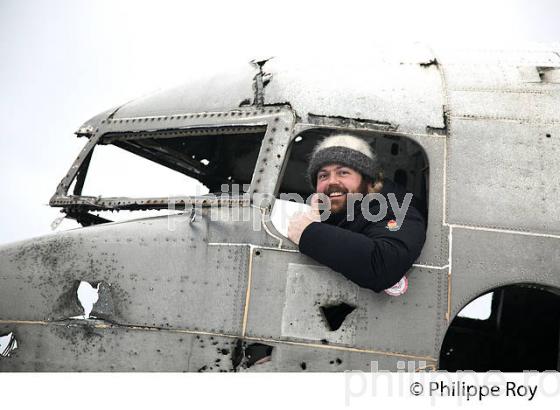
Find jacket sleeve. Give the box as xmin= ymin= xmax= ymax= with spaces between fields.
xmin=298 ymin=219 xmax=424 ymax=292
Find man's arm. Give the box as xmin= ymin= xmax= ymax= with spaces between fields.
xmin=298 ymin=215 xmax=425 ymax=292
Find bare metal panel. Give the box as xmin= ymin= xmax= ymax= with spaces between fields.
xmin=205 ymin=207 xmax=278 ymax=248
xmin=448 ymin=90 xmax=560 ymax=123
xmin=0 ymin=323 xmax=238 ymax=372
xmin=409 ymin=135 xmax=448 ymax=267
xmin=436 ymin=47 xmax=560 ymax=66
xmin=0 ymin=322 xmax=432 ymax=372
xmin=112 ymin=64 xmax=258 ymax=118
xmin=447 ymin=119 xmax=560 ymax=234
xmin=237 ymin=340 xmax=431 ymax=372
xmin=443 ymin=64 xmax=560 ymax=91
xmin=246 ymin=249 xmax=446 ymax=359
xmin=262 ymin=56 xmax=445 ymax=135
xmin=281 ymin=264 xmax=360 ymax=346
xmin=245 ymin=250 xmax=312 ymax=339
xmin=448 ymin=228 xmax=560 ymax=321
xmin=0 ymin=215 xmax=249 ymax=335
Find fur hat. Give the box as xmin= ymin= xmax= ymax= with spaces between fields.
xmin=307 ymin=134 xmax=380 ymax=186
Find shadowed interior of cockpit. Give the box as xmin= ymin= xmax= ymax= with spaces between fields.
xmin=277 ymin=128 xmax=429 ymax=221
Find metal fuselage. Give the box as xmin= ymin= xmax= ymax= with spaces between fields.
xmin=1 ymin=46 xmax=559 ymax=371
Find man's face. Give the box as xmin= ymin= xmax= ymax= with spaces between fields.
xmin=316 ymin=164 xmax=369 ymax=214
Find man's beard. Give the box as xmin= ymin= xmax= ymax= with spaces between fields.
xmin=324 ymin=180 xmax=370 ymax=214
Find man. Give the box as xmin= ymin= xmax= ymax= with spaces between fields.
xmin=287 ymin=134 xmax=426 ymax=293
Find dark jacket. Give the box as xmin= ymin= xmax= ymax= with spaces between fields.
xmin=299 ymin=179 xmax=426 ymax=292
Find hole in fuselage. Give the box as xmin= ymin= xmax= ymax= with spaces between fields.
xmin=440 ymin=284 xmax=560 ymax=371
xmin=320 ymin=302 xmax=356 ymax=331
xmin=245 ymin=343 xmax=274 ymax=367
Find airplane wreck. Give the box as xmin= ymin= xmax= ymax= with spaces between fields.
xmin=1 ymin=45 xmax=559 ymax=371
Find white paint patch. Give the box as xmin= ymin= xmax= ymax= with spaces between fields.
xmin=75 ymin=281 xmax=100 ymax=319
xmin=0 ymin=332 xmax=18 ymax=357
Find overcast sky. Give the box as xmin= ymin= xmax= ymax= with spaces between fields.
xmin=1 ymin=0 xmax=559 ymax=245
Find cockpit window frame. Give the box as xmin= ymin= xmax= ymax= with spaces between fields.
xmin=50 ymin=107 xmax=295 ymax=212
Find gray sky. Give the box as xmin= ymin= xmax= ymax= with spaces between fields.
xmin=1 ymin=0 xmax=559 ymax=245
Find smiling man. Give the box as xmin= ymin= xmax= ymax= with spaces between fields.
xmin=287 ymin=134 xmax=427 ymax=293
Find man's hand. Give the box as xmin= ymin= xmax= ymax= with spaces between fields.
xmin=287 ymin=195 xmax=321 ymax=245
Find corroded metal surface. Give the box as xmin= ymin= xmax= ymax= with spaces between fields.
xmin=448 ymin=227 xmax=560 ymax=321
xmin=245 ymin=249 xmax=445 ymax=360
xmin=261 ymin=54 xmax=446 ymax=136
xmin=0 ymin=322 xmax=432 ymax=372
xmin=2 ymin=45 xmax=560 ymax=371
xmin=447 ymin=119 xmax=560 ymax=234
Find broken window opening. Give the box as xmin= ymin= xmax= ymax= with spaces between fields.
xmin=320 ymin=302 xmax=356 ymax=331
xmin=277 ymin=128 xmax=429 ymax=221
xmin=57 ymin=126 xmax=266 ymax=224
xmin=440 ymin=284 xmax=560 ymax=371
xmin=83 ymin=127 xmax=265 ymax=198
